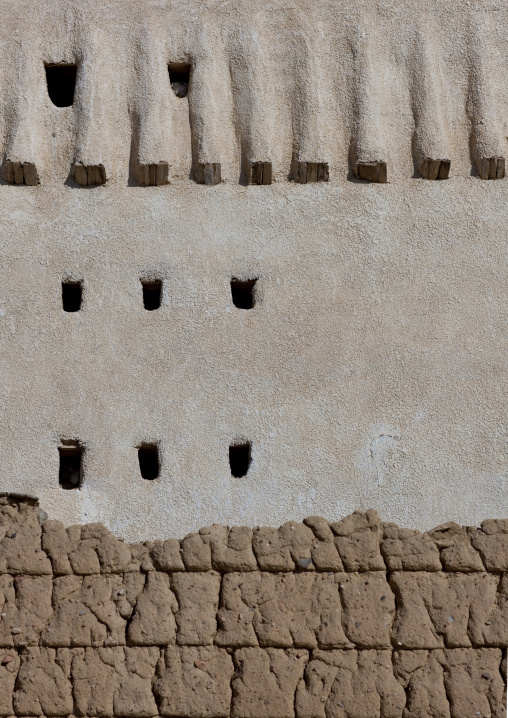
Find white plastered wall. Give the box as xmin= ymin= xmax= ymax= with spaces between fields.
xmin=0 ymin=0 xmax=507 ymax=539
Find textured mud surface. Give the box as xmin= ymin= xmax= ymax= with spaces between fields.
xmin=0 ymin=496 xmax=506 ymax=718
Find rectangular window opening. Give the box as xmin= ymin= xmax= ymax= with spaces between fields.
xmin=142 ymin=280 xmax=162 ymax=311
xmin=169 ymin=63 xmax=191 ymax=98
xmin=62 ymin=281 xmax=82 ymax=312
xmin=231 ymin=278 xmax=257 ymax=310
xmin=45 ymin=64 xmax=77 ymax=107
xmin=138 ymin=444 xmax=160 ymax=480
xmin=229 ymin=441 xmax=252 ymax=478
xmin=59 ymin=444 xmax=83 ymax=490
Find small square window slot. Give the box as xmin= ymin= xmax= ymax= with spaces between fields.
xmin=62 ymin=281 xmax=82 ymax=312
xmin=138 ymin=444 xmax=160 ymax=480
xmin=231 ymin=278 xmax=257 ymax=310
xmin=142 ymin=280 xmax=162 ymax=311
xmin=169 ymin=63 xmax=191 ymax=98
xmin=59 ymin=444 xmax=83 ymax=490
xmin=45 ymin=64 xmax=77 ymax=107
xmin=229 ymin=441 xmax=252 ymax=478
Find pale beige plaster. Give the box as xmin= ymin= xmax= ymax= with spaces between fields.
xmin=0 ymin=0 xmax=507 ymax=539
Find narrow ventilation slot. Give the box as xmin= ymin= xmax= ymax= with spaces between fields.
xmin=229 ymin=442 xmax=252 ymax=477
xmin=59 ymin=445 xmax=83 ymax=490
xmin=169 ymin=64 xmax=191 ymax=98
xmin=231 ymin=279 xmax=257 ymax=310
xmin=138 ymin=444 xmax=160 ymax=480
xmin=45 ymin=64 xmax=77 ymax=107
xmin=142 ymin=281 xmax=162 ymax=311
xmin=62 ymin=281 xmax=82 ymax=312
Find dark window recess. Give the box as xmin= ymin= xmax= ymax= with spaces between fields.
xmin=169 ymin=64 xmax=191 ymax=98
xmin=231 ymin=279 xmax=257 ymax=310
xmin=138 ymin=445 xmax=160 ymax=480
xmin=142 ymin=281 xmax=162 ymax=311
xmin=59 ymin=445 xmax=83 ymax=490
xmin=45 ymin=64 xmax=77 ymax=107
xmin=229 ymin=442 xmax=251 ymax=478
xmin=62 ymin=281 xmax=82 ymax=312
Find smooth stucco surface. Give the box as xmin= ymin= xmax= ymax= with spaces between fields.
xmin=1 ymin=0 xmax=508 ymax=539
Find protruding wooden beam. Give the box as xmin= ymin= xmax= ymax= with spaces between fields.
xmin=355 ymin=161 xmax=387 ymax=183
xmin=295 ymin=162 xmax=329 ymax=184
xmin=74 ymin=163 xmax=107 ymax=186
xmin=420 ymin=158 xmax=451 ymax=180
xmin=250 ymin=162 xmax=272 ymax=185
xmin=4 ymin=161 xmax=39 ymax=186
xmin=195 ymin=163 xmax=221 ymax=186
xmin=478 ymin=156 xmax=505 ymax=180
xmin=138 ymin=162 xmax=169 ymax=187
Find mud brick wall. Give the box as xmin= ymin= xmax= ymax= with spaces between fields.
xmin=0 ymin=496 xmax=506 ymax=718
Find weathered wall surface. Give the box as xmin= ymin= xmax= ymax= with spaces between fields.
xmin=0 ymin=498 xmax=506 ymax=718
xmin=1 ymin=0 xmax=508 ymax=536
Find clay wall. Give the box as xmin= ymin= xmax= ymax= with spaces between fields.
xmin=0 ymin=497 xmax=506 ymax=718
xmin=1 ymin=0 xmax=508 ymax=536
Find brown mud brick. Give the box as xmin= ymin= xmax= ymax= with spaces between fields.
xmin=253 ymin=522 xmax=315 ymax=571
xmin=42 ymin=573 xmax=144 ymax=647
xmin=13 ymin=647 xmax=73 ymax=716
xmin=124 ymin=542 xmax=154 ymax=573
xmin=215 ymin=573 xmax=259 ymax=647
xmin=440 ymin=648 xmax=506 ymax=718
xmin=42 ymin=521 xmax=78 ymax=575
xmin=216 ymin=572 xmax=349 ymax=649
xmin=69 ymin=532 xmax=102 ymax=574
xmin=354 ymin=161 xmax=387 ymax=183
xmin=393 ymin=650 xmax=450 ymax=718
xmin=195 ymin=162 xmax=221 ymax=185
xmin=181 ymin=532 xmax=212 ymax=571
xmin=468 ymin=573 xmax=508 ymax=647
xmin=428 ymin=523 xmax=484 ymax=572
xmin=199 ymin=525 xmax=257 ymax=571
xmin=172 ymin=572 xmax=221 ymax=645
xmin=295 ymin=653 xmax=339 ymax=718
xmin=45 ymin=524 xmax=100 ymax=575
xmin=339 ymin=572 xmax=395 ymax=648
xmin=0 ymin=650 xmax=19 ymax=716
xmin=43 ymin=522 xmax=132 ymax=575
xmin=390 ymin=573 xmax=444 ymax=649
xmin=425 ymin=574 xmax=497 ymax=648
xmin=247 ymin=573 xmax=320 ymax=648
xmin=396 ymin=648 xmax=506 ymax=718
xmin=253 ymin=527 xmax=294 ymax=571
xmin=150 ymin=538 xmax=185 ymax=571
xmin=72 ymin=646 xmax=121 ymax=716
xmin=382 ymin=524 xmax=442 ymax=571
xmin=390 ymin=572 xmax=498 ymax=649
xmin=331 ymin=511 xmax=385 ymax=572
xmin=0 ymin=575 xmax=52 ymax=648
xmin=232 ymin=647 xmax=308 ymax=718
xmin=154 ymin=645 xmax=233 ymax=717
xmin=304 ymin=517 xmax=344 ymax=571
xmin=138 ymin=162 xmax=169 ymax=186
xmin=127 ymin=572 xmax=177 ymax=645
xmin=320 ymin=649 xmax=406 ymax=718
xmin=115 ymin=646 xmax=159 ymax=717
xmin=71 ymin=646 xmax=159 ymax=717
xmin=420 ymin=158 xmax=451 ymax=180
xmin=468 ymin=519 xmax=508 ymax=571
xmin=0 ymin=499 xmax=52 ymax=575
xmin=82 ymin=523 xmax=132 ymax=574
